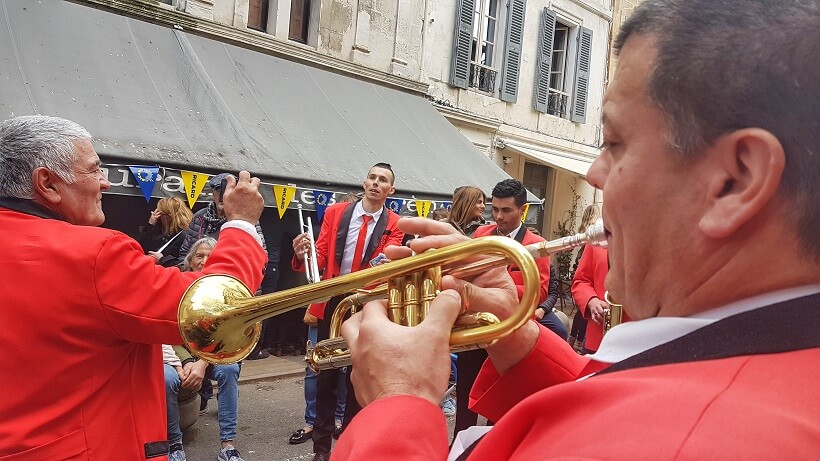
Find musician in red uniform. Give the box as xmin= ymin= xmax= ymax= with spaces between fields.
xmin=570 ymin=246 xmax=631 ymax=353
xmin=454 ymin=179 xmax=551 ymax=435
xmin=331 ymin=0 xmax=820 ymax=458
xmin=0 ymin=116 xmax=267 ymax=460
xmin=291 ymin=163 xmax=404 ymax=461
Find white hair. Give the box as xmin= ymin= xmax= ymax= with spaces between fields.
xmin=0 ymin=115 xmax=91 ymax=198
xmin=183 ymin=237 xmax=217 ymax=271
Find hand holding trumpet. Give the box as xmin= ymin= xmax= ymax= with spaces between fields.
xmin=341 ymin=218 xmax=536 ymax=408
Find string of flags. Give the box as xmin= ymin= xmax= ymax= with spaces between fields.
xmin=121 ymin=165 xmax=461 ymax=222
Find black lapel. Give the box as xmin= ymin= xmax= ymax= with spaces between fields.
xmin=598 ymin=292 xmax=820 ymax=375
xmin=362 ymin=206 xmax=389 ymax=265
xmin=0 ymin=197 xmax=66 ymax=221
xmin=513 ymin=225 xmax=527 ymax=244
xmin=334 ymin=201 xmax=357 ymax=267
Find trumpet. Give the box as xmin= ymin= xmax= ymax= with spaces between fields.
xmin=178 ymin=220 xmax=607 ymax=367
xmin=297 ymin=204 xmax=321 ymax=284
xmin=603 ymin=291 xmax=623 ymax=334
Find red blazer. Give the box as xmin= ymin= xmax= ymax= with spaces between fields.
xmin=472 ymin=224 xmax=551 ymax=305
xmin=292 ymin=201 xmax=403 ymax=319
xmin=571 ymin=245 xmax=609 ymax=350
xmin=0 ymin=205 xmax=267 ymax=460
xmin=333 ymin=326 xmax=820 ymax=460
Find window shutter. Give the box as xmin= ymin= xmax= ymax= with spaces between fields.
xmin=571 ymin=27 xmax=592 ymax=123
xmin=289 ymin=0 xmax=309 ymax=42
xmin=248 ymin=0 xmax=268 ymax=32
xmin=500 ymin=0 xmax=527 ymax=103
xmin=449 ymin=0 xmax=476 ymax=89
xmin=533 ymin=8 xmax=556 ymax=113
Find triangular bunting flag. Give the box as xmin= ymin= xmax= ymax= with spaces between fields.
xmin=521 ymin=203 xmax=530 ymax=222
xmin=386 ymin=198 xmax=404 ymax=214
xmin=441 ymin=201 xmax=452 ymax=210
xmin=416 ymin=200 xmax=432 ymax=218
xmin=273 ymin=184 xmax=297 ymax=219
xmin=314 ymin=190 xmax=334 ymax=223
xmin=180 ymin=171 xmax=208 ymax=209
xmin=128 ymin=165 xmax=159 ymax=203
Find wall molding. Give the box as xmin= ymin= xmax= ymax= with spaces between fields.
xmin=69 ymin=0 xmax=429 ymax=95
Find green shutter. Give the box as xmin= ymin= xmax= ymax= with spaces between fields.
xmin=500 ymin=0 xmax=527 ymax=102
xmin=571 ymin=26 xmax=592 ymax=123
xmin=450 ymin=0 xmax=476 ymax=89
xmin=533 ymin=8 xmax=556 ymax=113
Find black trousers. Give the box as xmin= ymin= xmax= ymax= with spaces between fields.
xmin=312 ymin=295 xmax=361 ymax=454
xmin=454 ymin=348 xmax=488 ymax=435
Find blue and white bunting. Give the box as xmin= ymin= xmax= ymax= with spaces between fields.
xmin=128 ymin=165 xmax=160 ymax=203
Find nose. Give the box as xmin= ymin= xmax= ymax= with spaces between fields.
xmin=201 ymin=254 xmax=209 ymax=266
xmin=586 ymin=152 xmax=610 ymax=190
xmin=99 ymin=171 xmax=111 ymax=191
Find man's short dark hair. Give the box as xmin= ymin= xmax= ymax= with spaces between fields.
xmin=371 ymin=162 xmax=395 ymax=185
xmin=491 ymin=179 xmax=527 ymax=207
xmin=616 ymin=0 xmax=820 ymax=260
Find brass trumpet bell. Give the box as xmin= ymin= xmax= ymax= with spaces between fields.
xmin=178 ymin=274 xmax=261 ymax=364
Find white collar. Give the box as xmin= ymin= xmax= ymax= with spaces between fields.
xmin=497 ymin=223 xmax=523 ymax=239
xmin=353 ymin=200 xmax=383 ymax=222
xmin=588 ymin=283 xmax=820 ymax=364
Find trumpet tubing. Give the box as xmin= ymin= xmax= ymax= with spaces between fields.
xmin=178 ymin=220 xmax=607 ymax=366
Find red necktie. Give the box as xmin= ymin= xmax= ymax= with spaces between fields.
xmin=350 ymin=215 xmax=372 ymax=272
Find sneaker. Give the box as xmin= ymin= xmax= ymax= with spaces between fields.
xmin=218 ymin=446 xmax=245 ymax=461
xmin=441 ymin=397 xmax=456 ymax=417
xmin=332 ymin=425 xmax=343 ymax=440
xmin=245 ymin=349 xmax=270 ymax=360
xmin=168 ymin=443 xmax=187 ymax=461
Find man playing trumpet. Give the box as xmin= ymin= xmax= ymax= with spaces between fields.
xmin=332 ymin=0 xmax=820 ymax=458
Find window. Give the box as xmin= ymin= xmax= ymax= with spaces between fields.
xmin=247 ymin=0 xmax=269 ymax=32
xmin=533 ymin=8 xmax=592 ymax=123
xmin=450 ymin=0 xmax=526 ymax=102
xmin=548 ymin=23 xmax=570 ymax=118
xmin=288 ymin=0 xmax=311 ymax=43
xmin=469 ymin=0 xmax=499 ymax=93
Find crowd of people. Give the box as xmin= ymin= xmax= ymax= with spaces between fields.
xmin=1 ymin=0 xmax=818 ymax=459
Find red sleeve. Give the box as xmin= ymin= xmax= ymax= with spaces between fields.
xmin=331 ymin=395 xmax=448 ymax=460
xmin=94 ymin=228 xmax=267 ymax=345
xmin=571 ymin=246 xmax=598 ymax=318
xmin=470 ymin=324 xmax=588 ymax=423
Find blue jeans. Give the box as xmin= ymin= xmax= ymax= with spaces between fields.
xmin=164 ymin=364 xmax=184 ymax=445
xmin=165 ymin=362 xmax=241 ymax=443
xmin=304 ymin=326 xmax=347 ymax=427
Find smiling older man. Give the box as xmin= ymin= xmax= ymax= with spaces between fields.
xmin=0 ymin=115 xmax=268 ymax=460
xmin=330 ymin=0 xmax=820 ymax=459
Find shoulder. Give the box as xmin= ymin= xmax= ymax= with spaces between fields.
xmin=523 ymin=230 xmax=546 ymax=244
xmin=472 ymin=224 xmax=496 ymax=237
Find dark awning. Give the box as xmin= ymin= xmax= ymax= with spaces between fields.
xmin=0 ymin=0 xmax=518 ymax=201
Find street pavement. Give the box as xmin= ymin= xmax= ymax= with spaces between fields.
xmin=180 ymin=354 xmax=460 ymax=461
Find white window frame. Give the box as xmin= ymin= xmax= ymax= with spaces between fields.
xmin=469 ymin=0 xmax=502 ymax=94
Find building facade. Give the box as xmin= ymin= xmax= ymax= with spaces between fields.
xmin=133 ymin=0 xmax=612 ymax=237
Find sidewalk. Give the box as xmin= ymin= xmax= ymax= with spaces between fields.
xmin=239 ymin=353 xmax=306 ymax=384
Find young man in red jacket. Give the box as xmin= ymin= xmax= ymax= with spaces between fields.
xmin=455 ymin=178 xmax=551 ymax=435
xmin=330 ymin=0 xmax=820 ymax=459
xmin=0 ymin=116 xmax=267 ymax=460
xmin=291 ymin=162 xmax=404 ymax=461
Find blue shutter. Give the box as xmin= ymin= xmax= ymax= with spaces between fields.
xmin=500 ymin=0 xmax=527 ymax=102
xmin=571 ymin=26 xmax=592 ymax=123
xmin=450 ymin=0 xmax=476 ymax=89
xmin=533 ymin=8 xmax=556 ymax=113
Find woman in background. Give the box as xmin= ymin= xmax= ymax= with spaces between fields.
xmin=138 ymin=196 xmax=193 ymax=268
xmin=445 ymin=186 xmax=486 ymax=237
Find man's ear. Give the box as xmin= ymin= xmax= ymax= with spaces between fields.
xmin=699 ymin=128 xmax=785 ymax=239
xmin=388 ymin=185 xmax=395 ymax=195
xmin=31 ymin=167 xmax=62 ymax=204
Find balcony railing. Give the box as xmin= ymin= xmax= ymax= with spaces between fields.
xmin=469 ymin=64 xmax=498 ymax=93
xmin=547 ymin=89 xmax=570 ymax=118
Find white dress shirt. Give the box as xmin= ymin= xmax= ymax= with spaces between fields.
xmin=339 ymin=201 xmax=382 ymax=275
